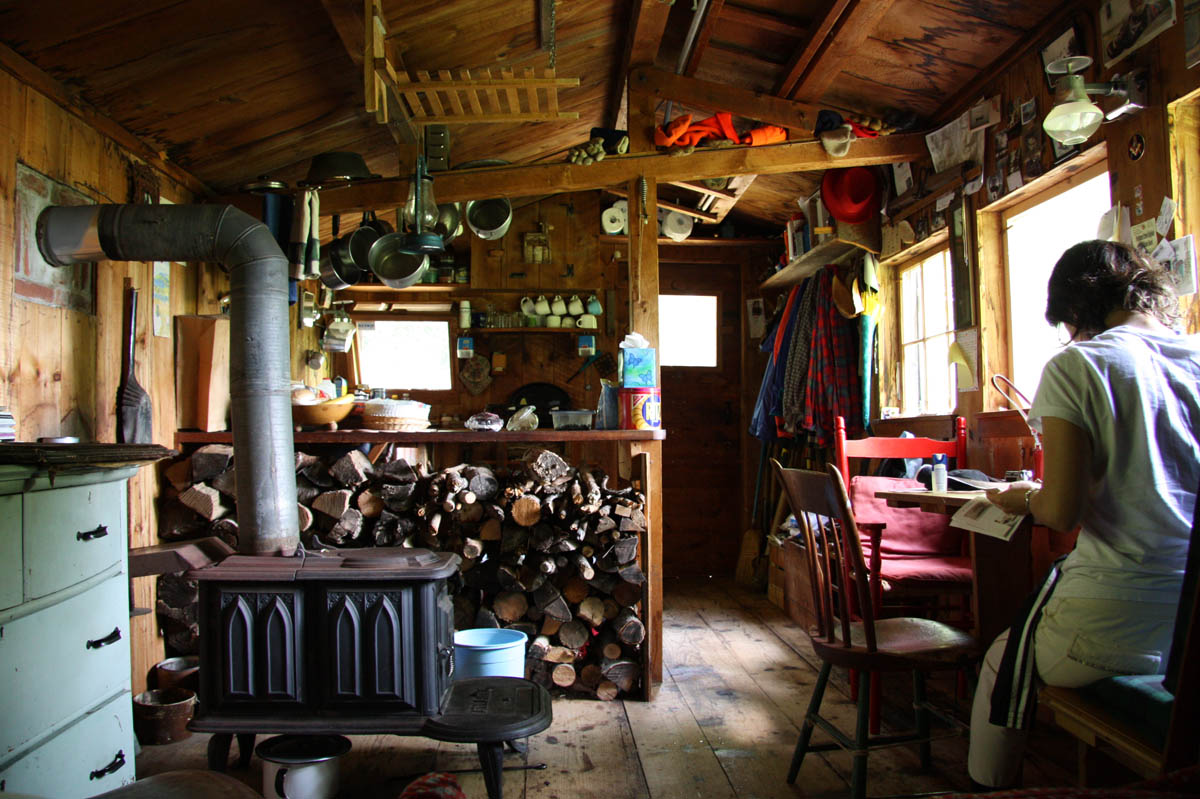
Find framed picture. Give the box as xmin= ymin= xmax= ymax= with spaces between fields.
xmin=1020 ymin=99 xmax=1038 ymax=127
xmin=1040 ymin=26 xmax=1085 ymax=88
xmin=1051 ymin=137 xmax=1080 ymax=163
xmin=1101 ymin=0 xmax=1176 ymax=66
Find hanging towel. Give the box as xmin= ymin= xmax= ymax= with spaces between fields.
xmin=304 ymin=191 xmax=321 ymax=279
xmin=289 ymin=189 xmax=310 ymax=280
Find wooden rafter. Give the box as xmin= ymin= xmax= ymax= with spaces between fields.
xmin=608 ymin=0 xmax=673 ymax=128
xmin=319 ymin=132 xmax=927 ymax=214
xmin=395 ymin=68 xmax=580 ymax=124
xmin=683 ymin=0 xmax=725 ymax=76
xmin=631 ymin=66 xmax=817 ymax=135
xmin=722 ymin=4 xmax=807 ymax=38
xmin=778 ymin=0 xmax=898 ymax=102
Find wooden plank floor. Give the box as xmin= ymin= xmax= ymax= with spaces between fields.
xmin=138 ymin=578 xmax=1075 ymax=797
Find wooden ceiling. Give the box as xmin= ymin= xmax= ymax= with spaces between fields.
xmin=0 ymin=0 xmax=1063 ymax=228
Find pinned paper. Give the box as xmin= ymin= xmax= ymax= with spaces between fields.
xmin=1098 ymin=203 xmax=1133 ymax=245
xmin=1163 ymin=234 xmax=1198 ymax=296
xmin=1157 ymin=196 xmax=1178 ymax=236
xmin=950 ymin=328 xmax=979 ymax=391
xmin=1132 ymin=218 xmax=1159 ymax=254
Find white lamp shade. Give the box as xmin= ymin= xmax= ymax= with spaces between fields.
xmin=1043 ymin=99 xmax=1104 ymax=145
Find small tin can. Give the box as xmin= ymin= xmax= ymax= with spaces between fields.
xmin=619 ymin=387 xmax=661 ymax=430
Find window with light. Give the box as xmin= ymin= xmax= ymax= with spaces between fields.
xmin=356 ymin=320 xmax=452 ymax=391
xmin=900 ymin=250 xmax=956 ymax=415
xmin=659 ymin=294 xmax=718 ymax=367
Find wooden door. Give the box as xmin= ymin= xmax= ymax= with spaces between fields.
xmin=660 ymin=262 xmax=743 ymax=577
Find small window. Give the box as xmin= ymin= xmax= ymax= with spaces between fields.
xmin=356 ymin=320 xmax=452 ymax=391
xmin=659 ymin=295 xmax=717 ymax=366
xmin=900 ymin=249 xmax=956 ymax=415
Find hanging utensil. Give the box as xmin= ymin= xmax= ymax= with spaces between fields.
xmin=117 ymin=286 xmax=153 ymax=443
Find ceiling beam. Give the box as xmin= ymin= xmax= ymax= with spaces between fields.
xmin=319 ymin=132 xmax=927 ymax=214
xmin=682 ymin=0 xmax=725 ymax=76
xmin=631 ymin=66 xmax=817 ymax=135
xmin=780 ymin=0 xmax=897 ymax=102
xmin=607 ymin=0 xmax=673 ymax=129
xmin=318 ymin=0 xmax=417 ymax=144
xmin=722 ymin=5 xmax=807 ymax=38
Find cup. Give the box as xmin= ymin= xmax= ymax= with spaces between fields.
xmin=550 ymin=295 xmax=567 ymax=315
xmin=534 ymin=295 xmax=551 ymax=315
xmin=567 ymin=295 xmax=584 ymax=315
xmin=587 ymin=294 xmax=603 ymax=315
xmin=562 ymin=316 xmax=577 ymax=328
xmin=545 ymin=314 xmax=562 ymax=328
xmin=524 ymin=314 xmax=540 ymax=327
xmin=520 ymin=296 xmax=536 ymax=315
xmin=578 ymin=313 xmax=598 ymax=329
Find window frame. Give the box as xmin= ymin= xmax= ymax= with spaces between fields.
xmin=658 ymin=290 xmax=724 ymax=370
xmin=348 ymin=312 xmax=462 ymax=400
xmin=897 ymin=246 xmax=957 ymax=417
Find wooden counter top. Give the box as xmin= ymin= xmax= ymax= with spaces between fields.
xmin=176 ymin=429 xmax=667 ymax=446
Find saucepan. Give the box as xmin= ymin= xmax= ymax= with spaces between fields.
xmin=367 ymin=233 xmax=429 ymax=289
xmin=319 ymin=215 xmax=381 ymax=290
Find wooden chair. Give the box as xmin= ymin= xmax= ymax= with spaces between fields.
xmin=772 ymin=460 xmax=981 ymax=799
xmin=1038 ymin=481 xmax=1200 ymax=784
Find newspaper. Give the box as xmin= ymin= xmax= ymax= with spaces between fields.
xmin=950 ymin=497 xmax=1026 ymax=541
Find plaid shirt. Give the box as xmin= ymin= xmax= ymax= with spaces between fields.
xmin=803 ymin=267 xmax=863 ymax=446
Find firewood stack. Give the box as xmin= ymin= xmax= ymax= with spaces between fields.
xmin=158 ymin=444 xmax=648 ymax=698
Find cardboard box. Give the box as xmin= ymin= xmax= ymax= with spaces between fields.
xmin=175 ymin=315 xmax=230 ymax=431
xmin=621 ymin=347 xmax=656 ymax=387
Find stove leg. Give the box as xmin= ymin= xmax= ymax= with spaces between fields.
xmin=504 ymin=739 xmax=526 ymax=754
xmin=236 ymin=733 xmax=256 ymax=769
xmin=207 ymin=734 xmax=233 ymax=772
xmin=477 ymin=741 xmax=504 ymax=799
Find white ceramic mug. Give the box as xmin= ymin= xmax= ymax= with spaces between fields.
xmin=578 ymin=313 xmax=598 ymax=329
xmin=545 ymin=314 xmax=562 ymax=328
xmin=562 ymin=315 xmax=577 ymax=328
xmin=534 ymin=295 xmax=551 ymax=315
xmin=567 ymin=295 xmax=584 ymax=315
xmin=520 ymin=296 xmax=536 ymax=315
xmin=550 ymin=295 xmax=567 ymax=315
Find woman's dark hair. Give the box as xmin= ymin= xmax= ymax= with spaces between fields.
xmin=1045 ymin=240 xmax=1180 ymax=335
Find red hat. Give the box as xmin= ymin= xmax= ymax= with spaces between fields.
xmin=821 ymin=167 xmax=880 ymax=225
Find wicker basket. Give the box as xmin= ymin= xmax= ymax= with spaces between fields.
xmin=361 ymin=416 xmax=431 ymax=431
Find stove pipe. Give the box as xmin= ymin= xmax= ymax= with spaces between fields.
xmin=37 ymin=204 xmax=300 ymax=556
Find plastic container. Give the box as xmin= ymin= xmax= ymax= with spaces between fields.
xmin=619 ymin=387 xmax=662 ymax=430
xmin=550 ymin=409 xmax=594 ymax=430
xmin=931 ymin=454 xmax=948 ymax=492
xmin=453 ymin=628 xmax=528 ymax=679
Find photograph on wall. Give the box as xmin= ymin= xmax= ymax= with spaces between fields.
xmin=1022 ymin=125 xmax=1045 ymax=179
xmin=1052 ymin=137 xmax=1080 ymax=162
xmin=1185 ymin=0 xmax=1200 ymax=66
xmin=1101 ymin=0 xmax=1176 ymax=66
xmin=1040 ymin=27 xmax=1085 ymax=88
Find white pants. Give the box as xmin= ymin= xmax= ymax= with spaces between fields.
xmin=967 ymin=595 xmax=1175 ymax=787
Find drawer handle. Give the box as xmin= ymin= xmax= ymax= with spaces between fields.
xmin=86 ymin=627 xmax=122 ymax=649
xmin=77 ymin=524 xmax=109 ymax=542
xmin=90 ymin=750 xmax=126 ymax=780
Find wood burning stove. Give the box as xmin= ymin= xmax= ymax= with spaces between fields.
xmin=188 ymin=547 xmax=551 ymax=799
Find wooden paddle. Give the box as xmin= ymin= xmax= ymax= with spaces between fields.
xmin=117 ymin=285 xmax=153 ymax=443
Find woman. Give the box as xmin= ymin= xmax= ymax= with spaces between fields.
xmin=968 ymin=240 xmax=1200 ymax=788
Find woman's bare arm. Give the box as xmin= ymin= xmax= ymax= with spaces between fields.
xmin=986 ymin=416 xmax=1092 ymax=530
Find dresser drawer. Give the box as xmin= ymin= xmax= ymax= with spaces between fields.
xmin=23 ymin=479 xmax=125 ymax=599
xmin=0 ymin=692 xmax=135 ymax=798
xmin=0 ymin=574 xmax=130 ymax=756
xmin=0 ymin=494 xmax=20 ymax=610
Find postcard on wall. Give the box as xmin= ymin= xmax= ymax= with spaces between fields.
xmin=968 ymin=96 xmax=1003 ymax=131
xmin=1101 ymin=0 xmax=1177 ymax=66
xmin=1160 ymin=234 xmax=1198 ymax=295
xmin=1132 ymin=218 xmax=1159 ymax=254
xmin=893 ymin=161 xmax=915 ymax=195
xmin=926 ymin=111 xmax=986 ymax=173
xmin=1157 ymin=196 xmax=1178 ymax=235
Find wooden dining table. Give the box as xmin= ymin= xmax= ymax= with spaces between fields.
xmin=874 ymin=488 xmax=1041 ymax=645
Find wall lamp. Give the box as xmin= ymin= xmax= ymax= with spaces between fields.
xmin=1042 ymin=55 xmax=1148 ymax=145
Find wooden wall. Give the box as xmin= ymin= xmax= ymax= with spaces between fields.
xmin=873 ymin=0 xmax=1200 ymax=463
xmin=0 ymin=67 xmax=230 ymax=695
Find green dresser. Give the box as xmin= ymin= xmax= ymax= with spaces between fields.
xmin=0 ymin=465 xmax=139 ymax=797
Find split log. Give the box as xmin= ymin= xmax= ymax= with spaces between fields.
xmin=598 ymin=633 xmax=624 ymax=661
xmin=540 ymin=616 xmax=563 ymax=636
xmin=475 ymin=607 xmax=500 ymax=628
xmin=179 ymin=483 xmax=228 ymax=521
xmin=158 ymin=497 xmax=208 ymax=542
xmin=313 ymin=489 xmax=352 ymax=519
xmin=577 ymin=596 xmax=607 ymax=628
xmin=191 ymin=444 xmax=234 ymax=482
xmin=524 ymin=449 xmax=572 ymax=486
xmin=479 ymin=517 xmax=502 ymax=540
xmin=532 ymin=582 xmax=572 ymax=622
xmin=330 ymin=449 xmax=373 ymax=487
xmin=164 ymin=459 xmax=192 ymax=492
xmin=603 ymin=598 xmax=621 ymax=621
xmin=561 ymin=576 xmax=591 ymax=604
xmin=578 ymin=468 xmax=602 ymax=513
xmin=542 ymin=645 xmax=577 ymax=664
xmin=210 ymin=467 xmax=237 ymax=498
xmin=614 ymin=607 xmax=646 ymax=646
xmin=294 ymin=451 xmax=320 ymax=472
xmin=618 ymin=563 xmax=646 ymax=586
xmin=510 ymin=494 xmax=542 ymax=527
xmin=461 ymin=537 xmax=484 ymax=559
xmin=457 ymin=501 xmax=483 ymax=524
xmin=377 ymin=458 xmax=419 ymax=484
xmin=464 ymin=465 xmax=499 ymax=501
xmin=301 ymin=463 xmax=335 ymax=488
xmin=612 ymin=536 xmax=638 ymax=565
xmin=557 ymin=620 xmax=590 ymax=650
xmin=296 ymin=505 xmax=313 ymax=533
xmin=493 ymin=591 xmax=529 ymax=623
xmin=595 ymin=680 xmax=620 ymax=701
xmin=296 ymin=477 xmax=321 ymax=505
xmin=528 ymin=635 xmax=551 ymax=660
xmin=551 ymin=663 xmax=577 ymax=687
xmin=600 ymin=658 xmax=641 ymax=693
xmin=329 ymin=509 xmax=364 ymax=543
xmin=572 ymin=552 xmax=596 ymax=580
xmin=357 ymin=489 xmax=384 ymax=518
xmin=612 ymin=580 xmax=642 ymax=608
xmin=508 ymin=621 xmax=538 ymax=641
xmin=579 ymin=663 xmax=603 ymax=689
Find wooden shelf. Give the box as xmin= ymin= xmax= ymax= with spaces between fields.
xmin=760 ymin=238 xmax=872 ymax=289
xmin=599 ymin=235 xmax=778 ymax=247
xmin=466 ymin=327 xmax=593 ymax=334
xmin=336 ymin=284 xmax=602 ymax=296
xmin=176 ymin=429 xmax=666 ymax=446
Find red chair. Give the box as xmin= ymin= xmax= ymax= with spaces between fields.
xmin=834 ymin=415 xmax=974 ymax=732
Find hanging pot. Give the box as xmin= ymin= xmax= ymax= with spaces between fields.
xmin=435 ymin=203 xmax=462 ymax=243
xmin=346 ymin=224 xmax=380 ymax=271
xmin=464 ymin=197 xmax=512 ymax=240
xmin=361 ymin=211 xmax=394 ymax=237
xmin=367 ymin=233 xmax=429 ymax=289
xmin=319 ymin=235 xmax=364 ymax=290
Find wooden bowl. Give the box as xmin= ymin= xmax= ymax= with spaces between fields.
xmin=292 ymin=397 xmax=354 ymax=427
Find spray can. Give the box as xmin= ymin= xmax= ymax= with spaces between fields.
xmin=931 ymin=453 xmax=948 ymax=492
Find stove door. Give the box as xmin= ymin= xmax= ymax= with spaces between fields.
xmin=206 ymin=585 xmax=306 ymax=709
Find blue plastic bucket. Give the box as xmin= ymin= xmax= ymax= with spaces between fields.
xmin=453 ymin=628 xmax=528 ymax=680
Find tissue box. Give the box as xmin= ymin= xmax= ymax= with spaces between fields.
xmin=621 ymin=347 xmax=656 ymax=387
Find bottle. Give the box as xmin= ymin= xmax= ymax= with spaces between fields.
xmin=931 ymin=453 xmax=948 ymax=492
xmin=459 ymin=300 xmax=471 ymax=329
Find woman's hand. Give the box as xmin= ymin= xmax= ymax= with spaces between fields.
xmin=985 ymin=480 xmax=1039 ymax=516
